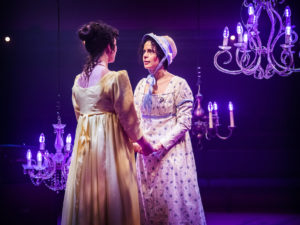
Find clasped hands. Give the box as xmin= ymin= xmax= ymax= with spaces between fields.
xmin=134 ymin=136 xmax=165 ymax=156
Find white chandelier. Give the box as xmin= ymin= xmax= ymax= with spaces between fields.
xmin=214 ymin=0 xmax=300 ymax=79
xmin=22 ymin=116 xmax=73 ymax=192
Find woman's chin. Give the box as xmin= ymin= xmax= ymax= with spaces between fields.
xmin=144 ymin=65 xmax=152 ymax=70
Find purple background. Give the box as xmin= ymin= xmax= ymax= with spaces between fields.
xmin=0 ymin=0 xmax=300 ymax=224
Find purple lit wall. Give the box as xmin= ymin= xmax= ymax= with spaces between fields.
xmin=1 ymin=0 xmax=300 ymax=224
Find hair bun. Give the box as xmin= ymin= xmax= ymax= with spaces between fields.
xmin=78 ymin=24 xmax=95 ymax=41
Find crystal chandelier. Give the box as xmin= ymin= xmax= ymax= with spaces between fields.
xmin=22 ymin=115 xmax=73 ymax=192
xmin=192 ymin=67 xmax=235 ymax=146
xmin=214 ymin=0 xmax=300 ymax=79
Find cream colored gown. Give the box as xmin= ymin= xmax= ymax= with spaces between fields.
xmin=61 ymin=70 xmax=142 ymax=225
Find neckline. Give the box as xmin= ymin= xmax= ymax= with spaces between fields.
xmin=97 ymin=62 xmax=107 ymax=67
xmin=143 ymin=75 xmax=176 ymax=95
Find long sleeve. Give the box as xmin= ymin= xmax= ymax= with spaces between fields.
xmin=159 ymin=79 xmax=194 ymax=151
xmin=112 ymin=71 xmax=143 ymax=141
xmin=72 ymin=75 xmax=81 ymax=121
xmin=133 ymin=78 xmax=145 ymax=124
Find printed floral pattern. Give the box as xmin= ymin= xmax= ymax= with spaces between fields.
xmin=134 ymin=76 xmax=207 ymax=225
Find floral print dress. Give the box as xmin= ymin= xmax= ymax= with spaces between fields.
xmin=134 ymin=75 xmax=207 ymax=225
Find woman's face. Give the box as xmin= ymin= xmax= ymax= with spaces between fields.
xmin=143 ymin=40 xmax=160 ymax=72
xmin=108 ymin=38 xmax=117 ymax=63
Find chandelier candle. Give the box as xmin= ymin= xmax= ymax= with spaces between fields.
xmin=223 ymin=27 xmax=229 ymax=46
xmin=213 ymin=102 xmax=219 ymax=126
xmin=65 ymin=134 xmax=72 ymax=152
xmin=208 ymin=102 xmax=213 ymax=129
xmin=39 ymin=133 xmax=45 ymax=150
xmin=285 ymin=25 xmax=291 ymax=45
xmin=228 ymin=102 xmax=235 ymax=128
xmin=284 ymin=6 xmax=291 ymax=26
xmin=37 ymin=151 xmax=42 ymax=168
xmin=243 ymin=33 xmax=248 ymax=49
xmin=26 ymin=149 xmax=32 ymax=167
xmin=248 ymin=3 xmax=255 ymax=24
xmin=237 ymin=22 xmax=243 ymax=43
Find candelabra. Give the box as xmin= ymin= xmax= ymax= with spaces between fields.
xmin=22 ymin=116 xmax=73 ymax=192
xmin=214 ymin=0 xmax=300 ymax=79
xmin=192 ymin=67 xmax=235 ymax=145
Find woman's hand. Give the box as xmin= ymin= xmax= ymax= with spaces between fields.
xmin=153 ymin=143 xmax=166 ymax=152
xmin=133 ymin=142 xmax=143 ymax=154
xmin=136 ymin=136 xmax=154 ymax=156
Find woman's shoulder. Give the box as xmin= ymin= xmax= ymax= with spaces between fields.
xmin=134 ymin=76 xmax=147 ymax=92
xmin=106 ymin=70 xmax=130 ymax=81
xmin=137 ymin=76 xmax=146 ymax=86
xmin=73 ymin=73 xmax=82 ymax=86
xmin=96 ymin=70 xmax=128 ymax=84
xmin=168 ymin=74 xmax=190 ymax=89
xmin=170 ymin=74 xmax=187 ymax=83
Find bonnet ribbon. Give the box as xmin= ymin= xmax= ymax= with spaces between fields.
xmin=142 ymin=55 xmax=167 ymax=113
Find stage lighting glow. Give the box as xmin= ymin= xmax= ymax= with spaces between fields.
xmin=230 ymin=35 xmax=236 ymax=41
xmin=4 ymin=36 xmax=11 ymax=42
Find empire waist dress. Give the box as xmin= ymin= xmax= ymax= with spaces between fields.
xmin=61 ymin=70 xmax=142 ymax=225
xmin=134 ymin=75 xmax=206 ymax=225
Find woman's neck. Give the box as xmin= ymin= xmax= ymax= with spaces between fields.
xmin=98 ymin=55 xmax=109 ymax=68
xmin=153 ymin=68 xmax=167 ymax=81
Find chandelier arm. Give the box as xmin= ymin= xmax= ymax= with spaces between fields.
xmin=280 ymin=50 xmax=294 ymax=74
xmin=291 ymin=30 xmax=299 ymax=44
xmin=253 ymin=65 xmax=265 ymax=79
xmin=213 ymin=50 xmax=242 ymax=75
xmin=30 ymin=177 xmax=43 ymax=186
xmin=61 ymin=156 xmax=72 ymax=179
xmin=44 ymin=177 xmax=66 ymax=192
xmin=246 ymin=35 xmax=261 ymax=70
xmin=205 ymin=131 xmax=212 ymax=141
xmin=256 ymin=4 xmax=263 ymax=22
xmin=27 ymin=169 xmax=47 ymax=180
xmin=268 ymin=32 xmax=294 ymax=75
xmin=235 ymin=42 xmax=262 ymax=76
xmin=269 ymin=49 xmax=292 ymax=72
xmin=215 ymin=127 xmax=234 ymax=140
xmin=266 ymin=2 xmax=276 ymax=53
xmin=27 ymin=168 xmax=39 ymax=179
xmin=34 ymin=155 xmax=57 ymax=180
xmin=263 ymin=1 xmax=297 ymax=77
xmin=270 ymin=5 xmax=284 ymax=35
xmin=243 ymin=0 xmax=250 ymax=8
xmin=265 ymin=6 xmax=285 ymax=76
xmin=238 ymin=37 xmax=259 ymax=71
xmin=236 ymin=50 xmax=251 ymax=73
xmin=292 ymin=68 xmax=300 ymax=72
xmin=270 ymin=31 xmax=285 ymax=52
xmin=250 ymin=29 xmax=264 ymax=73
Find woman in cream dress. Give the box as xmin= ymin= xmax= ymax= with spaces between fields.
xmin=61 ymin=21 xmax=152 ymax=225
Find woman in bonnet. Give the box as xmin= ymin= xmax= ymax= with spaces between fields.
xmin=134 ymin=33 xmax=207 ymax=225
xmin=61 ymin=21 xmax=152 ymax=225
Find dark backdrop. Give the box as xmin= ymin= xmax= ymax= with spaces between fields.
xmin=1 ymin=0 xmax=300 ymax=224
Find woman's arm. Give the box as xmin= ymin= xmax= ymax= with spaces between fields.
xmin=158 ymin=78 xmax=194 ymax=151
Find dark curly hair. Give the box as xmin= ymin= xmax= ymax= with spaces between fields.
xmin=78 ymin=21 xmax=119 ymax=76
xmin=138 ymin=36 xmax=168 ymax=70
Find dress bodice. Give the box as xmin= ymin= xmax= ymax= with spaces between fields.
xmin=72 ymin=71 xmax=117 ymax=115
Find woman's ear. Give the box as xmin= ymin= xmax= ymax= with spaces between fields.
xmin=106 ymin=44 xmax=113 ymax=54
